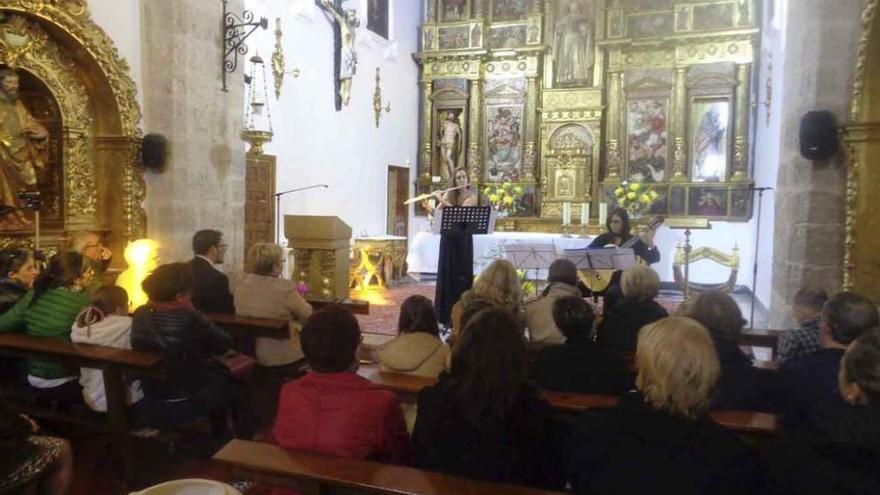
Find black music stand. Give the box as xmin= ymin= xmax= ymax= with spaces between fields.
xmin=439 ymin=206 xmax=495 ymax=236
xmin=564 ymin=247 xmax=636 ymax=272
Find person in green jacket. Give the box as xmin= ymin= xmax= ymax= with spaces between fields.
xmin=0 ymin=252 xmax=93 ymax=400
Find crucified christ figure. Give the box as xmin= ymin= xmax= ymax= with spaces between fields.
xmin=316 ymin=0 xmax=360 ymax=109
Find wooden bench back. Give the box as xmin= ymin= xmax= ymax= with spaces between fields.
xmin=0 ymin=333 xmax=162 ymax=377
xmin=214 ymin=439 xmax=566 ymax=495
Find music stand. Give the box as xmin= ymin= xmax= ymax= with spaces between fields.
xmin=502 ymin=242 xmax=556 ymax=295
xmin=438 ymin=206 xmax=495 ymax=236
xmin=666 ymin=217 xmax=712 ymax=302
xmin=563 ymin=247 xmax=636 ymax=272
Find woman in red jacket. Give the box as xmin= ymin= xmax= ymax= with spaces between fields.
xmin=271 ymin=305 xmax=411 ymax=495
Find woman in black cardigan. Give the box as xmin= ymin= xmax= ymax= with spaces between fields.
xmin=595 ymin=265 xmax=668 ymax=353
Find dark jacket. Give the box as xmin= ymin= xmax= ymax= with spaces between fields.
xmin=769 ymin=402 xmax=880 ymax=495
xmin=774 ymin=348 xmax=846 ymax=431
xmin=570 ymin=391 xmax=763 ymax=495
xmin=188 ymin=256 xmax=235 ymax=314
xmin=531 ymin=335 xmax=634 ymax=395
xmin=0 ymin=278 xmax=27 ymax=315
xmin=413 ymin=373 xmax=559 ymax=488
xmin=596 ymin=297 xmax=668 ymax=353
xmin=130 ymin=305 xmax=233 ymax=400
xmin=711 ymin=338 xmax=775 ymax=412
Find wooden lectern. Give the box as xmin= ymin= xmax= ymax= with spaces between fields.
xmin=285 ymin=215 xmax=352 ymax=299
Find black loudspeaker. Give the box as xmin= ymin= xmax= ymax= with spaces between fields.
xmin=142 ymin=133 xmax=168 ymax=169
xmin=799 ymin=111 xmax=839 ymax=160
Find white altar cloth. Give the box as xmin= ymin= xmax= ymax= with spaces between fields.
xmin=407 ymin=231 xmax=594 ymax=276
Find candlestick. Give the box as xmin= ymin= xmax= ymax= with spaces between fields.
xmin=599 ymin=202 xmax=608 ymax=224
xmin=581 ymin=202 xmax=590 ymax=226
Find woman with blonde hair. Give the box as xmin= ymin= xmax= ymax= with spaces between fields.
xmin=595 ymin=265 xmax=667 ymax=353
xmin=450 ymin=259 xmax=523 ymax=344
xmin=570 ymin=316 xmax=762 ymax=495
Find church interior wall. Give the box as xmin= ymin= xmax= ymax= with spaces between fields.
xmin=87 ymin=0 xmax=144 ymax=108
xmin=245 ymin=0 xmax=422 ymax=241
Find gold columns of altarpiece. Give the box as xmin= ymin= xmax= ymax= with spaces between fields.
xmin=0 ymin=0 xmax=144 ymax=257
xmin=415 ymin=0 xmax=759 ymax=230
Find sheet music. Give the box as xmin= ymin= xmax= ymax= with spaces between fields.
xmin=563 ymin=247 xmax=636 ymax=271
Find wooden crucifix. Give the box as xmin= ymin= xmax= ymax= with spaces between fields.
xmin=316 ymin=0 xmax=359 ymax=111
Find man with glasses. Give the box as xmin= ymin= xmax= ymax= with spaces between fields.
xmin=188 ymin=229 xmax=235 ymax=314
xmin=69 ymin=230 xmax=112 ymax=293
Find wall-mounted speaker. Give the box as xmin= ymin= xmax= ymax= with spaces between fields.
xmin=142 ymin=133 xmax=168 ymax=169
xmin=799 ymin=111 xmax=839 ymax=160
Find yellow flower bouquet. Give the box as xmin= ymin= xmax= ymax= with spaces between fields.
xmin=613 ymin=181 xmax=658 ymax=218
xmin=482 ymin=182 xmax=525 ymax=216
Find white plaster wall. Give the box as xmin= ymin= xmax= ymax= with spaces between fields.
xmin=245 ymin=0 xmax=421 ymax=239
xmin=87 ymin=0 xmax=144 ymax=109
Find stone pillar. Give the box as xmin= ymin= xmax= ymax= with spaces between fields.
xmin=524 ymin=75 xmax=539 ymax=181
xmin=605 ymin=71 xmax=622 ymax=180
xmin=419 ymin=80 xmax=434 ymax=180
xmin=468 ymin=78 xmax=483 ymax=183
xmin=731 ymin=63 xmax=751 ymax=181
xmin=670 ymin=67 xmax=688 ymax=181
xmin=141 ymin=0 xmax=247 ymax=267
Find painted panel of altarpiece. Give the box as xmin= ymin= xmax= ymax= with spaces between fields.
xmin=484 ymin=105 xmax=524 ymax=182
xmin=690 ymin=97 xmax=731 ymax=182
xmin=626 ymin=99 xmax=668 ymax=183
xmin=492 ymin=0 xmax=532 ymax=21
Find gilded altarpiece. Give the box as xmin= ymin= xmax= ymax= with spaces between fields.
xmin=416 ymin=0 xmax=758 ymax=228
xmin=0 ymin=1 xmax=144 ymax=258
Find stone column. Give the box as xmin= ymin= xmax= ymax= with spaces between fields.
xmin=141 ymin=0 xmax=246 ymax=267
xmin=524 ymin=75 xmax=539 ymax=181
xmin=419 ymin=80 xmax=434 ymax=180
xmin=731 ymin=63 xmax=751 ymax=181
xmin=468 ymin=78 xmax=483 ymax=183
xmin=670 ymin=67 xmax=688 ymax=181
xmin=605 ymin=71 xmax=622 ymax=180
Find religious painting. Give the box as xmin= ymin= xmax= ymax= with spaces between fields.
xmin=492 ymin=0 xmax=531 ymax=21
xmin=488 ymin=25 xmax=527 ymax=49
xmin=690 ymin=97 xmax=731 ymax=182
xmin=423 ymin=27 xmax=435 ymax=50
xmin=627 ymin=12 xmax=674 ymax=39
xmin=730 ymin=187 xmax=751 ymax=218
xmin=608 ymin=9 xmax=624 ymax=38
xmin=693 ymin=3 xmax=734 ymax=31
xmin=631 ymin=0 xmax=673 ymax=8
xmin=626 ymin=99 xmax=668 ymax=183
xmin=470 ymin=23 xmax=482 ymax=48
xmin=668 ymin=186 xmax=686 ymax=216
xmin=366 ymin=0 xmax=389 ymax=39
xmin=440 ymin=0 xmax=468 ymax=22
xmin=648 ymin=186 xmax=669 ymax=215
xmin=675 ymin=5 xmax=690 ymax=31
xmin=438 ymin=26 xmax=470 ymax=50
xmin=509 ymin=184 xmax=536 ymax=217
xmin=553 ymin=0 xmax=595 ymax=87
xmin=485 ymin=105 xmax=523 ymax=182
xmin=688 ymin=187 xmax=729 ymax=217
xmin=554 ymin=170 xmax=575 ymax=199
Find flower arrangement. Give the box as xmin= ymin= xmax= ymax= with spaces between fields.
xmin=613 ymin=181 xmax=658 ymax=218
xmin=482 ymin=182 xmax=525 ymax=216
xmin=295 ymin=281 xmax=309 ymax=296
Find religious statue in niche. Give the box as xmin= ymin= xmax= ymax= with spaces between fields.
xmin=493 ymin=0 xmax=531 ymax=21
xmin=0 ymin=68 xmax=47 ymax=227
xmin=441 ymin=0 xmax=466 ymax=22
xmin=626 ymin=99 xmax=667 ymax=183
xmin=438 ymin=110 xmax=463 ymax=182
xmin=485 ymin=106 xmax=522 ymax=182
xmin=317 ymin=0 xmax=360 ymax=110
xmin=691 ymin=98 xmax=730 ymax=182
xmin=556 ymin=172 xmax=574 ymax=198
xmin=554 ymin=0 xmax=594 ymax=87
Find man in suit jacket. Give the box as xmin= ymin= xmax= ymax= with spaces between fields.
xmin=188 ymin=229 xmax=235 ymax=314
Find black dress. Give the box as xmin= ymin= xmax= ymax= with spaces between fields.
xmin=587 ymin=232 xmax=660 ymax=310
xmin=434 ymin=191 xmax=477 ymax=326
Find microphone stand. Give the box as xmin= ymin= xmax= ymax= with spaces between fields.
xmin=748 ymin=186 xmax=774 ymax=329
xmin=275 ymin=184 xmax=329 ymax=244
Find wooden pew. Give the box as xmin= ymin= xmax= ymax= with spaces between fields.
xmin=206 ymin=313 xmax=289 ymax=340
xmin=363 ymin=370 xmax=779 ymax=438
xmin=214 ymin=439 xmax=566 ymax=495
xmin=306 ymin=297 xmax=370 ymax=315
xmin=740 ymin=328 xmax=785 ymax=360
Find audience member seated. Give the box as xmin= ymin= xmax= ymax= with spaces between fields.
xmin=0 ymin=405 xmax=73 ymax=495
xmin=770 ymin=327 xmax=880 ymax=495
xmin=595 ymin=265 xmax=668 ymax=353
xmin=234 ymin=242 xmax=312 ymax=369
xmin=531 ymin=296 xmax=634 ymax=394
xmin=679 ymin=290 xmax=774 ymax=411
xmin=413 ymin=308 xmax=559 ymax=488
xmin=777 ymin=286 xmax=828 ymax=363
xmin=0 ymin=248 xmax=38 ymax=313
xmin=188 ymin=229 xmax=235 ymax=314
xmin=70 ymin=286 xmax=144 ymax=412
xmin=569 ymin=316 xmax=763 ymax=495
xmin=272 ymin=305 xmax=411 ymax=495
xmin=377 ymin=295 xmax=449 ymax=378
xmin=132 ymin=263 xmax=254 ymax=440
xmin=524 ymin=259 xmax=582 ymax=345
xmin=449 ymin=259 xmax=523 ymax=345
xmin=0 ymin=252 xmax=93 ymax=401
xmin=774 ymin=291 xmax=879 ymax=431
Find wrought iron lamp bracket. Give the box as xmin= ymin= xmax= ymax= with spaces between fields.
xmin=222 ymin=0 xmax=268 ymax=92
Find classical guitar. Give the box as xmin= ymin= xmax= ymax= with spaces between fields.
xmin=579 ymin=215 xmax=666 ymax=293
